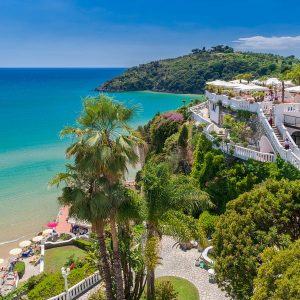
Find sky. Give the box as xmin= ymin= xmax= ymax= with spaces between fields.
xmin=1 ymin=0 xmax=300 ymax=67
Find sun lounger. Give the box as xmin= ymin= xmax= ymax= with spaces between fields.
xmin=22 ymin=249 xmax=33 ymax=257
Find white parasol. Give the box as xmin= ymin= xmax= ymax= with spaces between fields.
xmin=286 ymin=86 xmax=300 ymax=93
xmin=19 ymin=240 xmax=32 ymax=248
xmin=42 ymin=229 xmax=53 ymax=236
xmin=9 ymin=248 xmax=22 ymax=256
xmin=32 ymin=235 xmax=44 ymax=242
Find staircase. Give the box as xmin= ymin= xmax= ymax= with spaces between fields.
xmin=271 ymin=124 xmax=284 ymax=146
xmin=264 ymin=111 xmax=284 ymax=147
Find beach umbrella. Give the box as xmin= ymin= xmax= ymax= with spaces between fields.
xmin=265 ymin=78 xmax=281 ymax=86
xmin=19 ymin=240 xmax=32 ymax=248
xmin=286 ymin=86 xmax=300 ymax=93
xmin=230 ymin=79 xmax=248 ymax=84
xmin=206 ymin=80 xmax=238 ymax=88
xmin=284 ymin=80 xmax=295 ymax=87
xmin=0 ymin=258 xmax=4 ymax=265
xmin=233 ymin=84 xmax=268 ymax=92
xmin=32 ymin=235 xmax=44 ymax=242
xmin=42 ymin=229 xmax=53 ymax=236
xmin=9 ymin=248 xmax=22 ymax=256
xmin=208 ymin=268 xmax=215 ymax=275
xmin=47 ymin=222 xmax=58 ymax=228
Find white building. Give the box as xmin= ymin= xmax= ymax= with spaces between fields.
xmin=190 ymin=80 xmax=300 ymax=170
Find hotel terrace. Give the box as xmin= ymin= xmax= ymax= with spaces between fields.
xmin=190 ymin=78 xmax=300 ymax=170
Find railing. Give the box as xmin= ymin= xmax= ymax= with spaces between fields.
xmin=277 ymin=123 xmax=300 ymax=156
xmin=257 ymin=108 xmax=286 ymax=158
xmin=204 ymin=121 xmax=275 ymax=163
xmin=190 ymin=101 xmax=211 ymax=124
xmin=191 ymin=97 xmax=300 ymax=168
xmin=274 ymin=103 xmax=300 ymax=124
xmin=259 ymin=101 xmax=273 ymax=114
xmin=289 ymin=151 xmax=300 ymax=170
xmin=284 ymin=114 xmax=300 ymax=128
xmin=189 ymin=101 xmax=208 ymax=112
xmin=205 ymin=92 xmax=259 ymax=112
xmin=48 ymin=271 xmax=101 ymax=300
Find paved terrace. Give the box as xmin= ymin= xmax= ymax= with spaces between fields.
xmin=56 ymin=206 xmax=71 ymax=234
xmin=78 ymin=236 xmax=227 ymax=300
xmin=156 ymin=236 xmax=227 ymax=300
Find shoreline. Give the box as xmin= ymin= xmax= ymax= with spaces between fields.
xmin=102 ymin=89 xmax=204 ymax=98
xmin=0 ymin=84 xmax=193 ymax=263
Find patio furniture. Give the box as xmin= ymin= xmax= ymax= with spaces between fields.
xmin=22 ymin=249 xmax=33 ymax=258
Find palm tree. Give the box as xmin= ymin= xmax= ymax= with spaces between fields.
xmin=50 ymin=165 xmax=115 ymax=300
xmin=54 ymin=95 xmax=143 ymax=300
xmin=141 ymin=161 xmax=212 ymax=299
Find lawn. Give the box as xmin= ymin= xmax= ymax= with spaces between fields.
xmin=147 ymin=276 xmax=199 ymax=300
xmin=44 ymin=246 xmax=86 ymax=273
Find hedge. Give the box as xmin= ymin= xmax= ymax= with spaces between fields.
xmin=73 ymin=239 xmax=92 ymax=251
xmin=14 ymin=261 xmax=25 ymax=279
xmin=27 ymin=264 xmax=96 ymax=300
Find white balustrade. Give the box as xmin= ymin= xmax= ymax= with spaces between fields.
xmin=48 ymin=271 xmax=101 ymax=300
xmin=191 ymin=94 xmax=300 ymax=169
xmin=205 ymin=92 xmax=258 ymax=112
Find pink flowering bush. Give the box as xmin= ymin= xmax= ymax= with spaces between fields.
xmin=163 ymin=112 xmax=184 ymax=122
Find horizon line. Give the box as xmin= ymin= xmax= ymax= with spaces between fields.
xmin=0 ymin=66 xmax=129 ymax=69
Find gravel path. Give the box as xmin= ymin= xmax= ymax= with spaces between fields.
xmin=156 ymin=236 xmax=227 ymax=300
xmin=79 ymin=236 xmax=228 ymax=300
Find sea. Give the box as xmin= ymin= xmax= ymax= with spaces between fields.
xmin=0 ymin=68 xmax=202 ymax=259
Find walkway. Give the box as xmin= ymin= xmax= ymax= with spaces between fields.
xmin=19 ymin=258 xmax=40 ymax=282
xmin=156 ymin=236 xmax=227 ymax=300
xmin=56 ymin=206 xmax=71 ymax=234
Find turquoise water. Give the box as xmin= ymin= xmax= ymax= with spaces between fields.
xmin=0 ymin=68 xmax=201 ymax=256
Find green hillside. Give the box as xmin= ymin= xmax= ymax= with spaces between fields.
xmin=98 ymin=45 xmax=300 ymax=94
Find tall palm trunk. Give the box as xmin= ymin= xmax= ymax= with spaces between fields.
xmin=95 ymin=220 xmax=115 ymax=300
xmin=281 ymin=80 xmax=285 ymax=103
xmin=110 ymin=210 xmax=125 ymax=300
xmin=146 ymin=226 xmax=158 ymax=300
xmin=146 ymin=271 xmax=155 ymax=300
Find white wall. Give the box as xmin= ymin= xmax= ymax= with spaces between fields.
xmin=259 ymin=135 xmax=275 ymax=154
xmin=208 ymin=101 xmax=220 ymax=124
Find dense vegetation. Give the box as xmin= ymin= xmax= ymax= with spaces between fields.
xmin=9 ymin=96 xmax=298 ymax=300
xmin=252 ymin=239 xmax=300 ymax=300
xmin=213 ymin=179 xmax=300 ymax=299
xmin=98 ymin=45 xmax=300 ymax=94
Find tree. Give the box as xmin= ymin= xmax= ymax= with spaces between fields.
xmin=51 ymin=166 xmax=115 ymax=300
xmin=198 ymin=211 xmax=219 ymax=239
xmin=177 ymin=124 xmax=190 ymax=173
xmin=252 ymin=239 xmax=300 ymax=300
xmin=213 ymin=179 xmax=300 ymax=299
xmin=286 ymin=64 xmax=300 ymax=85
xmin=235 ymin=73 xmax=253 ymax=83
xmin=53 ymin=95 xmax=143 ymax=300
xmin=141 ymin=162 xmax=212 ymax=299
xmin=191 ymin=133 xmax=213 ymax=180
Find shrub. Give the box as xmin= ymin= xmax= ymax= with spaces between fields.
xmin=59 ymin=233 xmax=72 ymax=240
xmin=27 ymin=264 xmax=96 ymax=300
xmin=198 ymin=211 xmax=219 ymax=238
xmin=73 ymin=239 xmax=92 ymax=251
xmin=88 ymin=287 xmax=107 ymax=300
xmin=14 ymin=261 xmax=25 ymax=279
xmin=155 ymin=280 xmax=178 ymax=300
xmin=26 ymin=273 xmax=47 ymax=290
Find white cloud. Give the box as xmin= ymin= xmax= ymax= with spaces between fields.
xmin=234 ymin=35 xmax=300 ymax=50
